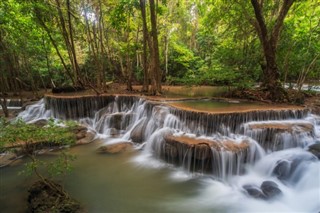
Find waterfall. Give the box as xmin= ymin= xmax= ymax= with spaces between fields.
xmin=16 ymin=95 xmax=320 ymax=211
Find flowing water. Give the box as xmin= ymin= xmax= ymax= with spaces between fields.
xmin=1 ymin=96 xmax=320 ymax=213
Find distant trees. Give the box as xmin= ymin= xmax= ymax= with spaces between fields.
xmin=0 ymin=0 xmax=318 ymax=99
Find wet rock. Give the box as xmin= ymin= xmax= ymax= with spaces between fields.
xmin=245 ymin=121 xmax=314 ymax=150
xmin=76 ymin=131 xmax=95 ymax=145
xmin=28 ymin=180 xmax=83 ymax=213
xmin=106 ymin=128 xmax=119 ymax=136
xmin=308 ymin=143 xmax=320 ymax=159
xmin=73 ymin=126 xmax=95 ymax=145
xmin=52 ymin=86 xmax=85 ymax=93
xmin=260 ymin=181 xmax=282 ymax=199
xmin=248 ymin=122 xmax=314 ymax=134
xmin=273 ymin=160 xmax=291 ymax=180
xmin=152 ymin=106 xmax=169 ymax=127
xmin=243 ymin=185 xmax=266 ymax=199
xmin=130 ymin=118 xmax=148 ymax=143
xmin=31 ymin=119 xmax=48 ymax=127
xmin=21 ymin=100 xmax=38 ymax=110
xmin=0 ymin=153 xmax=19 ymax=167
xmin=160 ymin=135 xmax=250 ymax=174
xmin=272 ymin=152 xmax=317 ymax=182
xmin=109 ymin=113 xmax=124 ymax=130
xmin=97 ymin=142 xmax=133 ymax=154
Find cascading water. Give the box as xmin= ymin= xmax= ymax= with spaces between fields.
xmin=16 ymin=96 xmax=320 ymax=212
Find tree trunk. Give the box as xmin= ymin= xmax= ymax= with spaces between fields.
xmin=140 ymin=0 xmax=149 ymax=93
xmin=250 ymin=0 xmax=294 ymax=101
xmin=149 ymin=0 xmax=162 ymax=95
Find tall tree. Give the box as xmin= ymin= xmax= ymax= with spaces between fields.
xmin=250 ymin=0 xmax=295 ymax=100
xmin=139 ymin=0 xmax=150 ymax=92
xmin=149 ymin=0 xmax=162 ymax=95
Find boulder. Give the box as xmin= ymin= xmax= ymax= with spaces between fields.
xmin=243 ymin=185 xmax=266 ymax=199
xmin=152 ymin=106 xmax=169 ymax=127
xmin=272 ymin=152 xmax=317 ymax=182
xmin=52 ymin=86 xmax=85 ymax=93
xmin=130 ymin=118 xmax=148 ymax=143
xmin=273 ymin=160 xmax=291 ymax=180
xmin=246 ymin=121 xmax=314 ymax=150
xmin=0 ymin=153 xmax=19 ymax=168
xmin=97 ymin=142 xmax=133 ymax=154
xmin=164 ymin=135 xmax=249 ymax=159
xmin=248 ymin=122 xmax=314 ymax=134
xmin=106 ymin=128 xmax=119 ymax=136
xmin=31 ymin=119 xmax=48 ymax=127
xmin=308 ymin=143 xmax=320 ymax=159
xmin=160 ymin=134 xmax=250 ymax=174
xmin=71 ymin=125 xmax=95 ymax=145
xmin=76 ymin=131 xmax=95 ymax=145
xmin=260 ymin=181 xmax=282 ymax=199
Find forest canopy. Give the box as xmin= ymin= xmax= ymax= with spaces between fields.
xmin=0 ymin=0 xmax=319 ymax=96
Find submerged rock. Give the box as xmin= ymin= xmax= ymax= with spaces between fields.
xmin=159 ymin=134 xmax=250 ymax=175
xmin=31 ymin=119 xmax=48 ymax=127
xmin=74 ymin=126 xmax=95 ymax=145
xmin=130 ymin=118 xmax=148 ymax=143
xmin=245 ymin=121 xmax=314 ymax=151
xmin=308 ymin=143 xmax=320 ymax=159
xmin=0 ymin=153 xmax=22 ymax=167
xmin=243 ymin=185 xmax=266 ymax=200
xmin=260 ymin=181 xmax=282 ymax=199
xmin=243 ymin=181 xmax=282 ymax=200
xmin=272 ymin=152 xmax=317 ymax=182
xmin=51 ymin=86 xmax=85 ymax=93
xmin=248 ymin=122 xmax=313 ymax=133
xmin=97 ymin=142 xmax=133 ymax=154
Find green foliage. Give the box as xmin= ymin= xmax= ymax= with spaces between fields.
xmin=0 ymin=119 xmax=76 ymax=149
xmin=1 ymin=0 xmax=319 ymax=90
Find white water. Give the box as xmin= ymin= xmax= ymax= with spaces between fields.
xmin=16 ymin=98 xmax=320 ymax=213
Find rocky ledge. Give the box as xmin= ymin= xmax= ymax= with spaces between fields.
xmin=158 ymin=134 xmax=250 ymax=175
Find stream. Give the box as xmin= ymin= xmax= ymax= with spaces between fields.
xmin=1 ymin=95 xmax=320 ymax=213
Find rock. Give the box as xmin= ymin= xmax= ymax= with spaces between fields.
xmin=272 ymin=152 xmax=317 ymax=182
xmin=273 ymin=160 xmax=291 ymax=180
xmin=0 ymin=153 xmax=18 ymax=168
xmin=31 ymin=119 xmax=48 ymax=127
xmin=308 ymin=143 xmax=320 ymax=159
xmin=243 ymin=185 xmax=266 ymax=199
xmin=73 ymin=126 xmax=96 ymax=145
xmin=52 ymin=86 xmax=85 ymax=94
xmin=246 ymin=121 xmax=314 ymax=150
xmin=21 ymin=100 xmax=38 ymax=110
xmin=260 ymin=181 xmax=282 ymax=199
xmin=97 ymin=142 xmax=133 ymax=154
xmin=248 ymin=122 xmax=314 ymax=134
xmin=152 ymin=106 xmax=169 ymax=127
xmin=160 ymin=135 xmax=250 ymax=174
xmin=76 ymin=131 xmax=95 ymax=145
xmin=106 ymin=128 xmax=119 ymax=136
xmin=130 ymin=118 xmax=148 ymax=143
xmin=28 ymin=180 xmax=83 ymax=213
